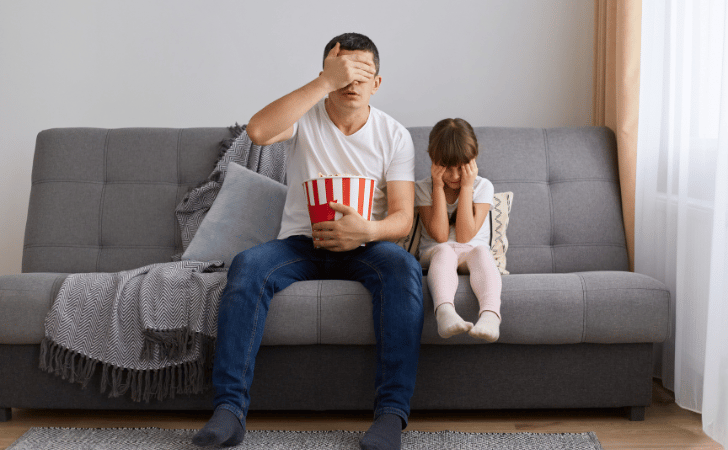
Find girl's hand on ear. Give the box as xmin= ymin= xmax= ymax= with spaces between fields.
xmin=461 ymin=159 xmax=478 ymax=189
xmin=431 ymin=163 xmax=447 ymax=190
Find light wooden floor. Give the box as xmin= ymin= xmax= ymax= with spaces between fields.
xmin=0 ymin=380 xmax=721 ymax=449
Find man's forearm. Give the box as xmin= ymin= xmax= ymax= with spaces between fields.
xmin=369 ymin=209 xmax=413 ymax=243
xmin=247 ymin=77 xmax=331 ymax=145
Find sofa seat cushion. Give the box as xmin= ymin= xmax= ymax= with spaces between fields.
xmin=263 ymin=271 xmax=669 ymax=346
xmin=1 ymin=271 xmax=669 ymax=347
xmin=0 ymin=273 xmax=68 ymax=344
xmin=418 ymin=271 xmax=670 ymax=345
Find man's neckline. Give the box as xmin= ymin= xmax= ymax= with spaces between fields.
xmin=323 ymin=98 xmax=371 ymax=137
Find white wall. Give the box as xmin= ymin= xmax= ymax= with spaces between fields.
xmin=0 ymin=0 xmax=594 ymax=275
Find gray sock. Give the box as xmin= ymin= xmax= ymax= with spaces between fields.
xmin=359 ymin=413 xmax=403 ymax=450
xmin=192 ymin=407 xmax=245 ymax=447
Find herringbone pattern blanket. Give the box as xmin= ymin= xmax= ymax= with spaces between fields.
xmin=40 ymin=261 xmax=227 ymax=402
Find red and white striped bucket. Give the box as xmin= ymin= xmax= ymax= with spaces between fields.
xmin=303 ymin=176 xmax=376 ymax=225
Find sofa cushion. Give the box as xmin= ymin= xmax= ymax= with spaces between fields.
xmin=420 ymin=271 xmax=669 ymax=345
xmin=0 ymin=273 xmax=68 ymax=344
xmin=1 ymin=271 xmax=669 ymax=347
xmin=182 ymin=162 xmax=287 ymax=268
xmin=489 ymin=191 xmax=513 ymax=275
xmin=579 ymin=271 xmax=671 ymax=343
xmin=23 ymin=128 xmax=228 ymax=273
xmin=269 ymin=272 xmax=669 ymax=346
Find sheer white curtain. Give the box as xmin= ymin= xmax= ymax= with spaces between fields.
xmin=636 ymin=0 xmax=728 ymax=446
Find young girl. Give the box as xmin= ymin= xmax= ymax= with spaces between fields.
xmin=415 ymin=118 xmax=502 ymax=342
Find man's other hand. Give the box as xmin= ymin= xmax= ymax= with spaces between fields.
xmin=311 ymin=202 xmax=373 ymax=251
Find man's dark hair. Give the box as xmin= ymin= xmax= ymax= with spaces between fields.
xmin=323 ymin=32 xmax=380 ymax=75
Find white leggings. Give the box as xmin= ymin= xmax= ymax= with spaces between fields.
xmin=422 ymin=242 xmax=502 ymax=318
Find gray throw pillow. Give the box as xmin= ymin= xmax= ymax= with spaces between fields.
xmin=182 ymin=162 xmax=287 ymax=267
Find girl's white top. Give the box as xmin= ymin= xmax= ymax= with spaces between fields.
xmin=414 ymin=175 xmax=494 ymax=259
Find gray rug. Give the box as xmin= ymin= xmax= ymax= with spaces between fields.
xmin=7 ymin=427 xmax=604 ymax=449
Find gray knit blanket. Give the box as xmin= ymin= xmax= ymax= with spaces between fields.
xmin=40 ymin=261 xmax=226 ymax=402
xmin=40 ymin=125 xmax=287 ymax=402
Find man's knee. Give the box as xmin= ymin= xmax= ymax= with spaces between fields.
xmin=229 ymin=246 xmax=260 ymax=273
xmin=376 ymin=242 xmax=422 ymax=279
xmin=228 ymin=240 xmax=283 ymax=278
xmin=385 ymin=247 xmax=424 ymax=311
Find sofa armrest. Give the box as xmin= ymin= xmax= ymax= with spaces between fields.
xmin=0 ymin=273 xmax=68 ymax=344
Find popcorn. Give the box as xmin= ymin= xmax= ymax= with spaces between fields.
xmin=318 ymin=172 xmax=356 ymax=177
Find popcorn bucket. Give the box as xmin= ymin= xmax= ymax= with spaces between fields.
xmin=303 ymin=176 xmax=376 ymax=225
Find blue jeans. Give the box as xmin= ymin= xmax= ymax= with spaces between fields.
xmin=212 ymin=235 xmax=424 ymax=428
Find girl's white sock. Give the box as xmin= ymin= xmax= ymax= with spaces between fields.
xmin=435 ymin=303 xmax=473 ymax=338
xmin=469 ymin=310 xmax=501 ymax=342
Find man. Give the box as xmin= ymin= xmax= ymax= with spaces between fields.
xmin=193 ymin=32 xmax=424 ymax=450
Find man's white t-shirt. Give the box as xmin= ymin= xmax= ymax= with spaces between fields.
xmin=414 ymin=176 xmax=494 ymax=259
xmin=277 ymin=99 xmax=415 ymax=240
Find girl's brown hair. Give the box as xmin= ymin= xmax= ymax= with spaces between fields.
xmin=427 ymin=118 xmax=478 ymax=167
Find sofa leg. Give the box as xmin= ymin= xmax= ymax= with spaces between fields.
xmin=627 ymin=406 xmax=645 ymax=421
xmin=0 ymin=408 xmax=11 ymax=422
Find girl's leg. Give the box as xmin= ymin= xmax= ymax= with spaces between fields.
xmin=464 ymin=245 xmax=502 ymax=342
xmin=427 ymin=243 xmax=473 ymax=338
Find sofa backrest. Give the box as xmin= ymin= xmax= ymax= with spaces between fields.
xmin=23 ymin=128 xmax=227 ymax=273
xmin=23 ymin=126 xmax=628 ymax=274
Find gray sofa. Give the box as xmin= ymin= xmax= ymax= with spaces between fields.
xmin=0 ymin=126 xmax=670 ymax=423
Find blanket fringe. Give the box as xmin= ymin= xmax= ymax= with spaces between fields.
xmin=142 ymin=328 xmax=196 ymax=361
xmin=40 ymin=336 xmax=214 ymax=403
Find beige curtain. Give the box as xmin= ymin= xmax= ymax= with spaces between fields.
xmin=593 ymin=0 xmax=641 ymax=271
